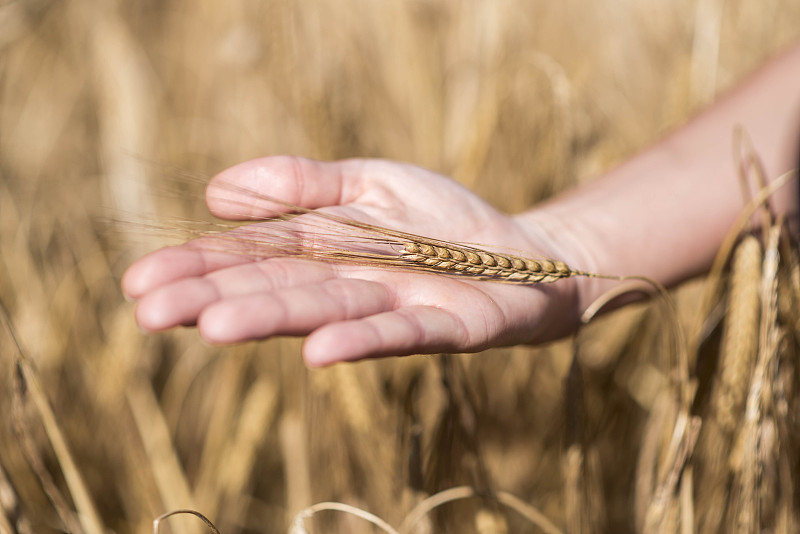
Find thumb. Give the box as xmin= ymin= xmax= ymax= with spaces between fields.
xmin=206 ymin=156 xmax=368 ymax=220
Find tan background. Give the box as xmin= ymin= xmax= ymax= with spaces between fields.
xmin=1 ymin=1 xmax=799 ymax=533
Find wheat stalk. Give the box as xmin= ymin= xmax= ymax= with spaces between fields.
xmin=179 ymin=208 xmax=588 ymax=286
xmin=158 ymin=177 xmax=665 ymax=297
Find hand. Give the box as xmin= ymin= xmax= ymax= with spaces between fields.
xmin=122 ymin=157 xmax=590 ymax=366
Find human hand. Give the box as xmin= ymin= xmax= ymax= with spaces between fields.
xmin=122 ymin=157 xmax=592 ymax=366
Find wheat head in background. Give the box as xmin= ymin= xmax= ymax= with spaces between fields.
xmin=0 ymin=1 xmax=799 ymax=533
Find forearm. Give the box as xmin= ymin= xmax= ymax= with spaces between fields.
xmin=519 ymin=41 xmax=800 ymax=312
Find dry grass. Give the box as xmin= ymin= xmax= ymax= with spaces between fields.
xmin=1 ymin=1 xmax=800 ymax=533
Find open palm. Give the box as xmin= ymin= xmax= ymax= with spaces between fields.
xmin=122 ymin=157 xmax=587 ymax=366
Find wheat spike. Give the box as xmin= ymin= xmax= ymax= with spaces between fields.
xmin=729 ymin=224 xmax=782 ymax=532
xmin=401 ymin=241 xmax=575 ymax=283
xmin=715 ymin=235 xmax=762 ymax=434
xmin=168 ymin=176 xmax=606 ymax=287
xmin=697 ymin=235 xmax=762 ymax=533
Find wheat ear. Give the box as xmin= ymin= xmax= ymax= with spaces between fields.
xmin=715 ymin=235 xmax=762 ymax=434
xmin=188 ymin=178 xmax=651 ymax=287
xmin=400 ymin=241 xmax=576 ymax=282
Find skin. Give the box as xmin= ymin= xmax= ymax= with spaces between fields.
xmin=123 ymin=42 xmax=800 ymax=367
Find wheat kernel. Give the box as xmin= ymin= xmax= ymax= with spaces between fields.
xmin=465 ymin=251 xmax=481 ymax=265
xmin=450 ymin=249 xmax=467 ymax=262
xmin=478 ymin=252 xmax=497 ymax=267
xmin=524 ymin=259 xmax=541 ymax=272
xmin=435 ymin=246 xmax=451 ymax=259
xmin=405 ymin=242 xmax=420 ymax=254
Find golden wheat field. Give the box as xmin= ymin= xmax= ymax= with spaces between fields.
xmin=2 ymin=1 xmax=800 ymax=533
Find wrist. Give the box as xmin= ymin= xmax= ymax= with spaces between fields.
xmin=510 ymin=209 xmax=612 ymax=340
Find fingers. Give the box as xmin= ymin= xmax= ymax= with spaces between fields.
xmin=206 ymin=156 xmax=369 ymax=219
xmin=197 ymin=278 xmax=394 ymax=344
xmin=303 ymin=306 xmax=470 ymax=366
xmin=131 ymin=258 xmax=336 ymax=331
xmin=130 ymin=254 xmax=479 ymax=365
xmin=121 ymin=223 xmax=308 ymax=299
xmin=122 ymin=243 xmax=253 ymax=300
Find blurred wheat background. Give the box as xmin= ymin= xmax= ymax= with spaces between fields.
xmin=1 ymin=1 xmax=800 ymax=533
